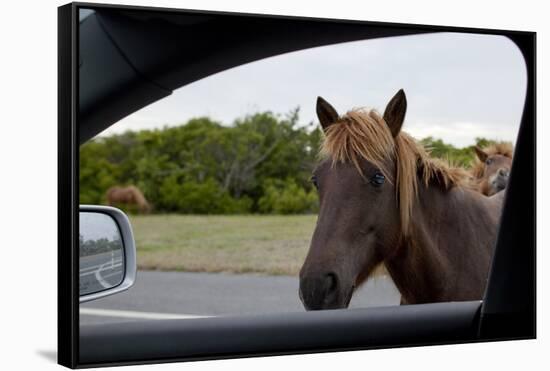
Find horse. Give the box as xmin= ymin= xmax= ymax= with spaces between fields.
xmin=106 ymin=185 xmax=151 ymax=213
xmin=471 ymin=142 xmax=513 ymax=196
xmin=299 ymin=90 xmax=504 ymax=310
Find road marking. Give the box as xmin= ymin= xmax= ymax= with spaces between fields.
xmin=80 ymin=259 xmax=123 ymax=273
xmin=94 ymin=260 xmax=124 ymax=289
xmin=80 ymin=262 xmax=123 ymax=278
xmin=100 ymin=270 xmax=124 ymax=280
xmin=80 ymin=308 xmax=210 ymax=320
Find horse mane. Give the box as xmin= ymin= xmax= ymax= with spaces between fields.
xmin=126 ymin=185 xmax=149 ymax=208
xmin=321 ymin=108 xmax=469 ymax=236
xmin=470 ymin=142 xmax=514 ymax=179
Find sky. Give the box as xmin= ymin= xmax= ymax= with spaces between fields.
xmin=80 ymin=212 xmax=121 ymax=242
xmin=100 ymin=32 xmax=527 ymax=148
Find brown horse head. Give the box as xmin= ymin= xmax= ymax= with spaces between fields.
xmin=299 ymin=90 xmax=469 ymax=310
xmin=472 ymin=143 xmax=513 ymax=196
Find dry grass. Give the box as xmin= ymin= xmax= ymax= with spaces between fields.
xmin=128 ymin=214 xmax=317 ymax=276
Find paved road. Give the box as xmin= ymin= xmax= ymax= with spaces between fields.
xmin=79 ymin=250 xmax=124 ymax=295
xmin=80 ymin=270 xmax=401 ymax=325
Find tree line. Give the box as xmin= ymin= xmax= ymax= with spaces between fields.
xmin=79 ymin=235 xmax=122 ymax=257
xmin=80 ymin=109 xmax=497 ymax=214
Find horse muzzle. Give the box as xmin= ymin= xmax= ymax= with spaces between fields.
xmin=491 ymin=168 xmax=510 ymax=192
xmin=299 ymin=272 xmax=353 ymax=310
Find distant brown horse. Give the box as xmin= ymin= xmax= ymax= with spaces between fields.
xmin=471 ymin=142 xmax=513 ymax=196
xmin=106 ymin=185 xmax=151 ymax=213
xmin=299 ymin=90 xmax=504 ymax=310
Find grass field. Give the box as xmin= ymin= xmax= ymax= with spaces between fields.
xmin=128 ymin=214 xmax=317 ymax=276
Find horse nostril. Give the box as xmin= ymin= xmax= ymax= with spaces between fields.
xmin=498 ymin=168 xmax=509 ymax=177
xmin=325 ymin=273 xmax=338 ymax=294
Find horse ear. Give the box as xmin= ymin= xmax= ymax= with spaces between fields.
xmin=316 ymin=96 xmax=339 ymax=131
xmin=383 ymin=89 xmax=407 ymax=137
xmin=474 ymin=146 xmax=488 ymax=162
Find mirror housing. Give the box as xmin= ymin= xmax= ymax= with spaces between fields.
xmin=79 ymin=205 xmax=137 ymax=303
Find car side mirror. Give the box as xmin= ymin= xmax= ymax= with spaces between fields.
xmin=79 ymin=205 xmax=137 ymax=303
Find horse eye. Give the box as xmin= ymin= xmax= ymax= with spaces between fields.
xmin=311 ymin=175 xmax=319 ymax=189
xmin=370 ymin=173 xmax=385 ymax=186
xmin=486 ymin=158 xmax=493 ymax=165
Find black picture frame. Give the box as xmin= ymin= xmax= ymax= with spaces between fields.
xmin=58 ymin=2 xmax=535 ymax=368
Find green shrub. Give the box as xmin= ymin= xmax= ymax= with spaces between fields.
xmin=258 ymin=178 xmax=318 ymax=214
xmin=159 ymin=176 xmax=252 ymax=214
xmin=79 ymin=142 xmax=119 ymax=204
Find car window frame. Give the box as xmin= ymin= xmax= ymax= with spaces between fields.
xmin=58 ymin=3 xmax=536 ymax=368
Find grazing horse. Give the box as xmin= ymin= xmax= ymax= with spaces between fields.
xmin=471 ymin=143 xmax=514 ymax=196
xmin=299 ymin=90 xmax=504 ymax=310
xmin=106 ymin=185 xmax=151 ymax=213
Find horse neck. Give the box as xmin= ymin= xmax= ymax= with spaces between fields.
xmin=384 ymin=182 xmax=500 ymax=304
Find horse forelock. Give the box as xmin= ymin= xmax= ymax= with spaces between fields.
xmin=321 ymin=109 xmax=395 ymax=179
xmin=487 ymin=142 xmax=514 ymax=158
xmin=320 ymin=108 xmax=469 ymax=236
